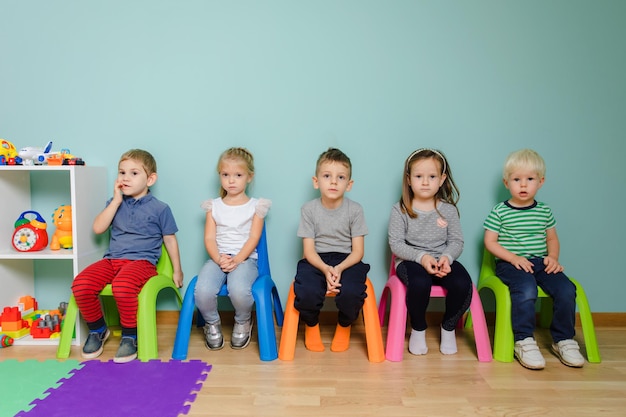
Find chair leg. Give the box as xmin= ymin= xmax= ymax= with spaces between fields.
xmin=571 ymin=279 xmax=601 ymax=363
xmin=252 ymin=275 xmax=279 ymax=361
xmin=467 ymin=285 xmax=493 ymax=362
xmin=137 ymin=275 xmax=182 ymax=361
xmin=57 ymin=294 xmax=79 ymax=359
xmin=363 ymin=279 xmax=385 ymax=363
xmin=479 ymin=277 xmax=515 ymax=362
xmin=278 ymin=284 xmax=300 ymax=361
xmin=172 ymin=276 xmax=199 ymax=360
xmin=383 ymin=281 xmax=408 ymax=362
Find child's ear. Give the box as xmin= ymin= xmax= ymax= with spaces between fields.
xmin=312 ymin=176 xmax=320 ymax=189
xmin=147 ymin=172 xmax=158 ymax=187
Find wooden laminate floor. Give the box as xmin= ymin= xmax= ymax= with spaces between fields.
xmin=2 ymin=317 xmax=625 ymax=417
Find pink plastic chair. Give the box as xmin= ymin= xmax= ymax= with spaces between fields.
xmin=378 ymin=255 xmax=492 ymax=362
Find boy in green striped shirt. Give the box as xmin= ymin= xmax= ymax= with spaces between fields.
xmin=484 ymin=149 xmax=584 ymax=370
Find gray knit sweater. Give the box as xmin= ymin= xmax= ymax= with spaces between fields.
xmin=388 ymin=201 xmax=464 ymax=266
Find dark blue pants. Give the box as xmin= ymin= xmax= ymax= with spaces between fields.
xmin=496 ymin=258 xmax=577 ymax=343
xmin=294 ymin=253 xmax=369 ymax=327
xmin=396 ymin=260 xmax=472 ymax=332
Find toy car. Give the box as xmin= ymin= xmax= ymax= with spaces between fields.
xmin=1 ymin=139 xmax=21 ymax=165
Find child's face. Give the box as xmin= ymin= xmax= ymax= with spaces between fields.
xmin=504 ymin=168 xmax=544 ymax=207
xmin=313 ymin=161 xmax=353 ymax=204
xmin=408 ymin=157 xmax=446 ymax=204
xmin=219 ymin=159 xmax=252 ymax=199
xmin=117 ymin=158 xmax=156 ymax=199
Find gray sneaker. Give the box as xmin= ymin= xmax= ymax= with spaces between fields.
xmin=203 ymin=322 xmax=224 ymax=350
xmin=552 ymin=339 xmax=585 ymax=368
xmin=113 ymin=336 xmax=138 ymax=363
xmin=230 ymin=319 xmax=253 ymax=349
xmin=82 ymin=328 xmax=110 ymax=359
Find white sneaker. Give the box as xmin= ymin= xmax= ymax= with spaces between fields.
xmin=552 ymin=339 xmax=585 ymax=368
xmin=514 ymin=337 xmax=546 ymax=370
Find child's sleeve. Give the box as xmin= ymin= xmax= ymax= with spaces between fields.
xmin=255 ymin=198 xmax=272 ymax=218
xmin=200 ymin=199 xmax=213 ymax=213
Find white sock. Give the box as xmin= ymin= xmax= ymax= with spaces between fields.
xmin=440 ymin=327 xmax=457 ymax=355
xmin=408 ymin=329 xmax=428 ymax=355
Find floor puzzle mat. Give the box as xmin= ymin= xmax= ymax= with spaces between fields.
xmin=0 ymin=359 xmax=82 ymax=417
xmin=16 ymin=360 xmax=212 ymax=417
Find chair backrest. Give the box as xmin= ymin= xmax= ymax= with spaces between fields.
xmin=389 ymin=254 xmax=398 ymax=278
xmin=156 ymin=244 xmax=174 ymax=278
xmin=478 ymin=248 xmax=496 ymax=283
xmin=257 ymin=223 xmax=270 ymax=277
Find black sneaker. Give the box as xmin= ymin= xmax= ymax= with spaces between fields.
xmin=114 ymin=336 xmax=138 ymax=363
xmin=82 ymin=329 xmax=110 ymax=359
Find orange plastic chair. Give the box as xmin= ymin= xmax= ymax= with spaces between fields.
xmin=278 ymin=277 xmax=385 ymax=362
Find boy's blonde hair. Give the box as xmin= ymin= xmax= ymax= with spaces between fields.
xmin=315 ymin=147 xmax=352 ymax=178
xmin=503 ymin=149 xmax=546 ymax=179
xmin=119 ymin=149 xmax=157 ymax=175
xmin=217 ymin=147 xmax=255 ymax=198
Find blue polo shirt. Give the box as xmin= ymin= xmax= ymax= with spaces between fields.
xmin=103 ymin=192 xmax=178 ymax=264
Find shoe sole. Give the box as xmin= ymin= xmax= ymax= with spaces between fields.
xmin=230 ymin=321 xmax=253 ymax=350
xmin=551 ymin=345 xmax=584 ymax=368
xmin=514 ymin=351 xmax=545 ymax=370
xmin=81 ymin=329 xmax=110 ymax=359
xmin=205 ymin=339 xmax=225 ymax=351
xmin=113 ymin=353 xmax=137 ymax=364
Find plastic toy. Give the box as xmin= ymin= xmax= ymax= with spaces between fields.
xmin=50 ymin=205 xmax=73 ymax=250
xmin=0 ymin=334 xmax=14 ymax=347
xmin=47 ymin=148 xmax=82 ymax=166
xmin=0 ymin=139 xmax=21 ymax=165
xmin=17 ymin=141 xmax=53 ymax=165
xmin=11 ymin=211 xmax=49 ymax=252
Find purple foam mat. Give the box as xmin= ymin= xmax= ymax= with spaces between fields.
xmin=17 ymin=360 xmax=212 ymax=417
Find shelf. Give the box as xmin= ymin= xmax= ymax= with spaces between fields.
xmin=0 ymin=165 xmax=108 ymax=348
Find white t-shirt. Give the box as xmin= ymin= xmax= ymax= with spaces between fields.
xmin=201 ymin=197 xmax=271 ymax=259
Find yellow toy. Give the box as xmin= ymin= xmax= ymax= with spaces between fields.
xmin=50 ymin=205 xmax=73 ymax=250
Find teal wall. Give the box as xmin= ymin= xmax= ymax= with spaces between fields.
xmin=2 ymin=1 xmax=625 ymax=312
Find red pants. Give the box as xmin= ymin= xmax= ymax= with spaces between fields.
xmin=71 ymin=258 xmax=157 ymax=330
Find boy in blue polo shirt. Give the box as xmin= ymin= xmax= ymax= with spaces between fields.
xmin=71 ymin=149 xmax=183 ymax=363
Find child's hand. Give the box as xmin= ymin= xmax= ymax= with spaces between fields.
xmin=173 ymin=271 xmax=184 ymax=288
xmin=543 ymin=256 xmax=564 ymax=274
xmin=435 ymin=257 xmax=451 ymax=278
xmin=421 ymin=255 xmax=440 ymax=276
xmin=511 ymin=255 xmax=534 ymax=273
xmin=218 ymin=254 xmax=237 ymax=273
xmin=325 ymin=265 xmax=341 ymax=294
xmin=112 ymin=179 xmax=124 ymax=204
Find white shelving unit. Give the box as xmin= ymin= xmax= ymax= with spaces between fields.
xmin=0 ymin=165 xmax=108 ymax=346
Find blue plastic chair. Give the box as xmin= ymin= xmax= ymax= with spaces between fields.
xmin=172 ymin=224 xmax=284 ymax=361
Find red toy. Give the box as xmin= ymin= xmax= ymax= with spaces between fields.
xmin=11 ymin=211 xmax=49 ymax=252
xmin=1 ymin=334 xmax=14 ymax=347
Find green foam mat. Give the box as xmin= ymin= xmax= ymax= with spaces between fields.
xmin=0 ymin=359 xmax=81 ymax=417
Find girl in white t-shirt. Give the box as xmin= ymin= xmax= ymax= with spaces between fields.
xmin=195 ymin=147 xmax=271 ymax=350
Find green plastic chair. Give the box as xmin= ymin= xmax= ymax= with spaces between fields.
xmin=57 ymin=246 xmax=182 ymax=361
xmin=475 ymin=248 xmax=601 ymax=363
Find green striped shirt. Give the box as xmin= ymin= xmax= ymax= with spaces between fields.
xmin=483 ymin=200 xmax=556 ymax=259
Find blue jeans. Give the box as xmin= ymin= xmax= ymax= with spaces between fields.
xmin=194 ymin=257 xmax=258 ymax=324
xmin=495 ymin=258 xmax=576 ymax=343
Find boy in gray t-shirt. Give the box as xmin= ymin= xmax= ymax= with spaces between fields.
xmin=294 ymin=148 xmax=370 ymax=353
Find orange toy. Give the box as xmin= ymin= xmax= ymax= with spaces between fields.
xmin=50 ymin=205 xmax=73 ymax=250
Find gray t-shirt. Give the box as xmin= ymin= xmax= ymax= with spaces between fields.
xmin=388 ymin=201 xmax=464 ymax=265
xmin=297 ymin=197 xmax=368 ymax=254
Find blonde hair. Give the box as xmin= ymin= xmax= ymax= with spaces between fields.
xmin=399 ymin=148 xmax=460 ymax=219
xmin=217 ymin=147 xmax=255 ymax=198
xmin=503 ymin=149 xmax=546 ymax=179
xmin=119 ymin=149 xmax=157 ymax=175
